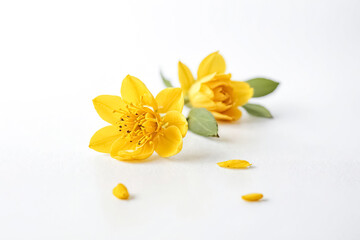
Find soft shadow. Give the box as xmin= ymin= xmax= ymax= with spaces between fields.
xmin=168 ymin=151 xmax=209 ymax=162
xmin=127 ymin=194 xmax=136 ymax=200
xmin=187 ymin=131 xmax=233 ymax=143
xmin=119 ymin=154 xmax=161 ymax=164
xmin=94 ymin=153 xmax=162 ymax=164
xmin=233 ymin=116 xmax=271 ymax=125
xmin=243 ymin=198 xmax=268 ymax=203
xmin=219 ymin=166 xmax=256 ymax=171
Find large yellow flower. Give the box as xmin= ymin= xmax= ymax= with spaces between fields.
xmin=89 ymin=75 xmax=188 ymax=160
xmin=178 ymin=52 xmax=254 ymax=121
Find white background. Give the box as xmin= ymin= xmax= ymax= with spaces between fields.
xmin=1 ymin=0 xmax=360 ymax=239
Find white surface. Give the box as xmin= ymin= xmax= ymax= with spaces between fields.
xmin=1 ymin=0 xmax=360 ymax=239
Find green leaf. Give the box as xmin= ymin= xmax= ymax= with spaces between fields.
xmin=243 ymin=103 xmax=273 ymax=118
xmin=246 ymin=78 xmax=279 ymax=97
xmin=160 ymin=70 xmax=173 ymax=87
xmin=187 ymin=108 xmax=219 ymax=137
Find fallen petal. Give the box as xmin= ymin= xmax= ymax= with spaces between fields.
xmin=113 ymin=183 xmax=130 ymax=200
xmin=242 ymin=193 xmax=263 ymax=201
xmin=217 ymin=160 xmax=252 ymax=169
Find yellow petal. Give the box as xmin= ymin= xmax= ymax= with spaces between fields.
xmin=211 ymin=107 xmax=242 ymax=121
xmin=178 ymin=61 xmax=195 ymax=94
xmin=190 ymin=96 xmax=231 ymax=112
xmin=110 ymin=138 xmax=155 ymax=161
xmin=197 ymin=51 xmax=226 ymax=79
xmin=189 ymin=73 xmax=217 ymax=95
xmin=89 ymin=125 xmax=121 ymax=153
xmin=121 ymin=75 xmax=157 ymax=110
xmin=113 ymin=183 xmax=129 ymax=200
xmin=188 ymin=73 xmax=217 ymax=108
xmin=93 ymin=95 xmax=126 ymax=125
xmin=162 ymin=110 xmax=188 ymax=137
xmin=155 ymin=88 xmax=184 ymax=114
xmin=231 ymin=81 xmax=254 ymax=106
xmin=242 ymin=193 xmax=263 ymax=201
xmin=154 ymin=126 xmax=183 ymax=157
xmin=211 ymin=111 xmax=232 ymax=121
xmin=205 ymin=73 xmax=232 ymax=88
xmin=217 ymin=160 xmax=252 ymax=169
xmin=212 ymin=101 xmax=233 ymax=112
xmin=189 ymin=93 xmax=214 ymax=109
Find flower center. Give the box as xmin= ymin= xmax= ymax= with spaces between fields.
xmin=213 ymin=86 xmax=233 ymax=105
xmin=114 ymin=103 xmax=160 ymax=147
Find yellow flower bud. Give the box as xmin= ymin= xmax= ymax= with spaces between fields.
xmin=188 ymin=73 xmax=253 ymax=121
xmin=178 ymin=52 xmax=253 ymax=121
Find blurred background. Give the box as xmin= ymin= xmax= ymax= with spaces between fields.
xmin=1 ymin=0 xmax=360 ymax=239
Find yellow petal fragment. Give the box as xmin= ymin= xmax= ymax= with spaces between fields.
xmin=154 ymin=126 xmax=183 ymax=157
xmin=93 ymin=95 xmax=126 ymax=125
xmin=242 ymin=193 xmax=263 ymax=201
xmin=197 ymin=51 xmax=226 ymax=79
xmin=162 ymin=110 xmax=188 ymax=137
xmin=121 ymin=75 xmax=157 ymax=110
xmin=89 ymin=125 xmax=122 ymax=153
xmin=155 ymin=88 xmax=184 ymax=114
xmin=217 ymin=160 xmax=252 ymax=169
xmin=113 ymin=183 xmax=130 ymax=200
xmin=178 ymin=61 xmax=195 ymax=94
xmin=231 ymin=81 xmax=254 ymax=106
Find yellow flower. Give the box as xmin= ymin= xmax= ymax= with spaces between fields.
xmin=89 ymin=75 xmax=188 ymax=160
xmin=178 ymin=51 xmax=254 ymax=121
